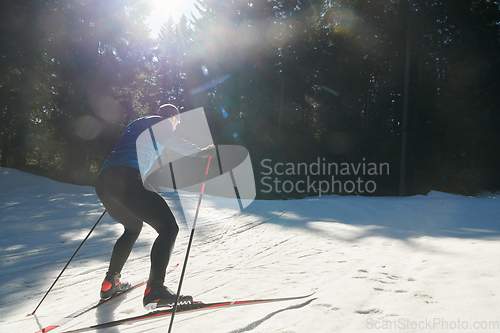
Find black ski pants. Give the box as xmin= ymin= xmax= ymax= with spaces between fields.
xmin=95 ymin=166 xmax=178 ymax=283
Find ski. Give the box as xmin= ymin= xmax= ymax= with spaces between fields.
xmin=35 ymin=280 xmax=146 ymax=333
xmin=35 ymin=264 xmax=179 ymax=333
xmin=61 ymin=292 xmax=315 ymax=332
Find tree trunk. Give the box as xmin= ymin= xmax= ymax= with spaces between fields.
xmin=365 ymin=77 xmax=371 ymax=128
xmin=399 ymin=0 xmax=413 ymax=196
xmin=1 ymin=132 xmax=9 ymax=167
xmin=12 ymin=114 xmax=29 ymax=169
xmin=1 ymin=111 xmax=11 ymax=167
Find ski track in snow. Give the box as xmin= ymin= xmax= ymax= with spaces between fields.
xmin=1 ymin=167 xmax=500 ymax=332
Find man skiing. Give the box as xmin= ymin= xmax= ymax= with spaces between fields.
xmin=95 ymin=104 xmax=215 ymax=310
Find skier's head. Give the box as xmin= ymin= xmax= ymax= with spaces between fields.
xmin=158 ymin=104 xmax=179 ymax=119
xmin=157 ymin=104 xmax=180 ymax=130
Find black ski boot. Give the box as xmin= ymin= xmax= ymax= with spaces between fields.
xmin=143 ymin=280 xmax=193 ymax=310
xmin=100 ymin=272 xmax=131 ymax=300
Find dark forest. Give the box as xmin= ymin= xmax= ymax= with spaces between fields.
xmin=1 ymin=0 xmax=499 ymax=198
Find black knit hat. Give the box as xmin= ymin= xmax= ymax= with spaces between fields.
xmin=157 ymin=104 xmax=179 ymax=119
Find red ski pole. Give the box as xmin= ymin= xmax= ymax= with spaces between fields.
xmin=168 ymin=156 xmax=213 ymax=333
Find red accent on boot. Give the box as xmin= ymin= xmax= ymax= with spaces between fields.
xmin=144 ymin=286 xmax=151 ymax=296
xmin=101 ymin=281 xmax=112 ymax=292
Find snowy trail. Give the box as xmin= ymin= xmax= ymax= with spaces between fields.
xmin=1 ymin=167 xmax=499 ymax=333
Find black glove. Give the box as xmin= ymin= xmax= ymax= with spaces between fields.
xmin=198 ymin=144 xmax=216 ymax=158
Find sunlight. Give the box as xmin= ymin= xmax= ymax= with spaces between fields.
xmin=147 ymin=0 xmax=198 ymax=36
xmin=150 ymin=0 xmax=185 ymax=16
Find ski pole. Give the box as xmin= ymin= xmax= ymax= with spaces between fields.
xmin=168 ymin=156 xmax=213 ymax=333
xmin=28 ymin=209 xmax=107 ymax=316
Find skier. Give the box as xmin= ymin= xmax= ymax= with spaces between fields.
xmin=95 ymin=104 xmax=215 ymax=310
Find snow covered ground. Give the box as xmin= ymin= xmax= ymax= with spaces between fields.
xmin=1 ymin=167 xmax=499 ymax=333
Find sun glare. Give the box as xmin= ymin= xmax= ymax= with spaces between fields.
xmin=147 ymin=0 xmax=198 ymax=36
xmin=150 ymin=0 xmax=184 ymax=16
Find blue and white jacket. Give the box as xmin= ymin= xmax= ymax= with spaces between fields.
xmin=102 ymin=116 xmax=199 ymax=175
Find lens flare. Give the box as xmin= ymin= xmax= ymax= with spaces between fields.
xmin=233 ymin=133 xmax=238 ymax=138
xmin=305 ymin=93 xmax=321 ymax=108
xmin=75 ymin=116 xmax=102 ymax=140
xmin=201 ymin=66 xmax=209 ymax=76
xmin=191 ymin=74 xmax=231 ymax=94
xmin=320 ymin=85 xmax=340 ymax=97
xmin=221 ymin=107 xmax=228 ymax=117
xmin=89 ymin=94 xmax=121 ymax=122
xmin=327 ymin=8 xmax=356 ymax=34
